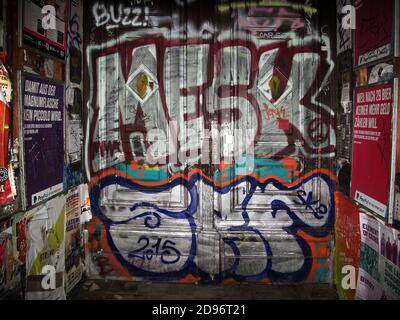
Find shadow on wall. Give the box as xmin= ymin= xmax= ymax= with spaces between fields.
xmin=338 ymin=161 xmax=351 ymax=197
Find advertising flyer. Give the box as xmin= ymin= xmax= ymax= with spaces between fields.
xmin=379 ymin=224 xmax=400 ymax=299
xmin=65 ymin=188 xmax=82 ymax=293
xmin=21 ymin=0 xmax=67 ymax=60
xmin=356 ymin=212 xmax=383 ymax=299
xmin=356 ymin=212 xmax=400 ymax=299
xmin=351 ymin=82 xmax=393 ymax=218
xmin=22 ymin=73 xmax=64 ymax=208
xmin=354 ymin=0 xmax=394 ymax=67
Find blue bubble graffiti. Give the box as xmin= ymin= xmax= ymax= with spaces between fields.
xmin=88 ymin=170 xmax=335 ymax=282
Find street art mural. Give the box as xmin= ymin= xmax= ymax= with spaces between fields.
xmin=86 ymin=168 xmax=335 ymax=282
xmin=84 ymin=0 xmax=336 ymax=283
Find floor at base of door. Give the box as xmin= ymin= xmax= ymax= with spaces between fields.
xmin=68 ymin=279 xmax=338 ymax=300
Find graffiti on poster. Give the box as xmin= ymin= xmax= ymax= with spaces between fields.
xmin=336 ymin=0 xmax=352 ymax=55
xmin=22 ymin=73 xmax=65 ymax=208
xmin=354 ymin=0 xmax=394 ymax=67
xmin=65 ymin=0 xmax=84 ymax=190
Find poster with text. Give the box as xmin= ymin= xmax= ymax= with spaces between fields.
xmin=354 ymin=0 xmax=394 ymax=67
xmin=65 ymin=188 xmax=82 ymax=293
xmin=351 ymin=82 xmax=393 ymax=218
xmin=21 ymin=0 xmax=67 ymax=60
xmin=64 ymin=0 xmax=84 ymax=190
xmin=356 ymin=212 xmax=384 ymax=300
xmin=337 ymin=0 xmax=352 ymax=55
xmin=22 ymin=73 xmax=64 ymax=208
xmin=379 ymin=223 xmax=400 ymax=299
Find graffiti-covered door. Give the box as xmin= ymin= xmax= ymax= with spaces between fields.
xmin=84 ymin=0 xmax=336 ymax=283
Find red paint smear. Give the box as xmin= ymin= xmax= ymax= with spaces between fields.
xmin=278 ymin=118 xmax=290 ymax=131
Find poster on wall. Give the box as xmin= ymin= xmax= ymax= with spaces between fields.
xmin=64 ymin=0 xmax=84 ymax=190
xmin=354 ymin=0 xmax=395 ymax=68
xmin=0 ymin=233 xmax=9 ymax=295
xmin=19 ymin=0 xmax=67 ymax=60
xmin=379 ymin=224 xmax=400 ymax=299
xmin=0 ymin=228 xmax=19 ymax=297
xmin=356 ymin=212 xmax=400 ymax=300
xmin=356 ymin=212 xmax=383 ymax=300
xmin=0 ymin=59 xmax=15 ymax=205
xmin=65 ymin=188 xmax=82 ymax=293
xmin=67 ymin=120 xmax=82 ymax=164
xmin=25 ymin=195 xmax=66 ymax=300
xmin=21 ymin=73 xmax=64 ymax=209
xmin=334 ymin=193 xmax=360 ymax=300
xmin=337 ymin=0 xmax=352 ymax=55
xmin=355 ymin=62 xmax=394 ymax=87
xmin=350 ymin=82 xmax=393 ymax=218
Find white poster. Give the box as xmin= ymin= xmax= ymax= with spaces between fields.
xmin=356 ymin=212 xmax=382 ymax=300
xmin=67 ymin=121 xmax=82 ymax=164
xmin=379 ymin=223 xmax=400 ymax=299
xmin=360 ymin=212 xmax=380 ymax=251
xmin=337 ymin=0 xmax=352 ymax=55
xmin=356 ymin=268 xmax=384 ymax=300
xmin=357 ymin=211 xmax=400 ymax=300
xmin=26 ymin=195 xmax=66 ymax=300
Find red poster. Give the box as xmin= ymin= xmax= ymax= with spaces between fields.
xmin=351 ymin=83 xmax=393 ymax=218
xmin=0 ymin=61 xmax=13 ymax=205
xmin=354 ymin=0 xmax=394 ymax=67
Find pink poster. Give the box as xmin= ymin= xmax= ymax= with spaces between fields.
xmin=351 ymin=83 xmax=393 ymax=218
xmin=354 ymin=0 xmax=394 ymax=67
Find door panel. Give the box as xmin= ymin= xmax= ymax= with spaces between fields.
xmin=84 ymin=0 xmax=336 ymax=283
